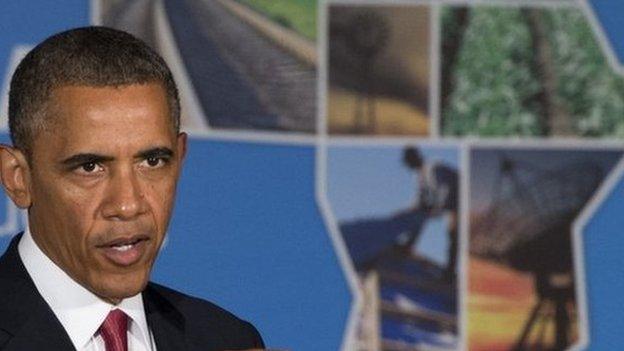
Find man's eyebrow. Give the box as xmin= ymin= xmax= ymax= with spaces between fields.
xmin=61 ymin=153 xmax=113 ymax=167
xmin=135 ymin=147 xmax=174 ymax=159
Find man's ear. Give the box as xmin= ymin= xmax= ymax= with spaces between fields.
xmin=0 ymin=145 xmax=32 ymax=209
xmin=177 ymin=132 xmax=187 ymax=163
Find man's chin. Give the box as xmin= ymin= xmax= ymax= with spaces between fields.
xmin=91 ymin=274 xmax=149 ymax=304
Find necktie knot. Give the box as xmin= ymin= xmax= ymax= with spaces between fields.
xmin=99 ymin=309 xmax=128 ymax=351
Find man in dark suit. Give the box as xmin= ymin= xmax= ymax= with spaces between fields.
xmin=0 ymin=27 xmax=264 ymax=350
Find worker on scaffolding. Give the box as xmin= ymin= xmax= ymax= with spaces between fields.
xmin=403 ymin=146 xmax=458 ymax=281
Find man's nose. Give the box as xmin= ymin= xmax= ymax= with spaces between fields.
xmin=101 ymin=168 xmax=148 ymax=220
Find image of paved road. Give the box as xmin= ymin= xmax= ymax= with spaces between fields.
xmin=102 ymin=0 xmax=317 ymax=133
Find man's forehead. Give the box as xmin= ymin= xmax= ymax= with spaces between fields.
xmin=49 ymin=83 xmax=168 ymax=104
xmin=47 ymin=83 xmax=170 ymax=123
xmin=30 ymin=83 xmax=177 ymax=159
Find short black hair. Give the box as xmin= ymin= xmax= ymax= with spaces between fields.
xmin=403 ymin=146 xmax=423 ymax=169
xmin=8 ymin=26 xmax=180 ymax=153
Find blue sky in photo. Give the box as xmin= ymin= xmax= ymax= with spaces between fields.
xmin=327 ymin=145 xmax=459 ymax=265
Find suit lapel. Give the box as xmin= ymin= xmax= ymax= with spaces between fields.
xmin=1 ymin=298 xmax=75 ymax=350
xmin=143 ymin=284 xmax=188 ymax=351
xmin=0 ymin=234 xmax=75 ymax=350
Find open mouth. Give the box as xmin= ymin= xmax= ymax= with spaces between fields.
xmin=98 ymin=235 xmax=151 ymax=266
xmin=110 ymin=238 xmax=144 ymax=252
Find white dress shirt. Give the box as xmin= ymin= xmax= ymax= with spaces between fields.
xmin=18 ymin=227 xmax=157 ymax=351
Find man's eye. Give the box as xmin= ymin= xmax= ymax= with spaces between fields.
xmin=78 ymin=162 xmax=102 ymax=174
xmin=143 ymin=156 xmax=166 ymax=168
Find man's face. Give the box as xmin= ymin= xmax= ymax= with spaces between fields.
xmin=25 ymin=83 xmax=185 ymax=303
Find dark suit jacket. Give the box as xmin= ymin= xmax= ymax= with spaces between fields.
xmin=0 ymin=234 xmax=264 ymax=350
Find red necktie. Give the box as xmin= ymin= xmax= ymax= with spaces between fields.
xmin=99 ymin=309 xmax=128 ymax=351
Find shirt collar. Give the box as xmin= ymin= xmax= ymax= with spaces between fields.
xmin=17 ymin=227 xmax=152 ymax=349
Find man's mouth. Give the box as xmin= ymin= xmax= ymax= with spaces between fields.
xmin=97 ymin=235 xmax=150 ymax=266
xmin=111 ymin=240 xmax=141 ymax=252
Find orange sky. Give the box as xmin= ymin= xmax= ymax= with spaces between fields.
xmin=468 ymin=257 xmax=538 ymax=351
xmin=468 ymin=256 xmax=579 ymax=350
